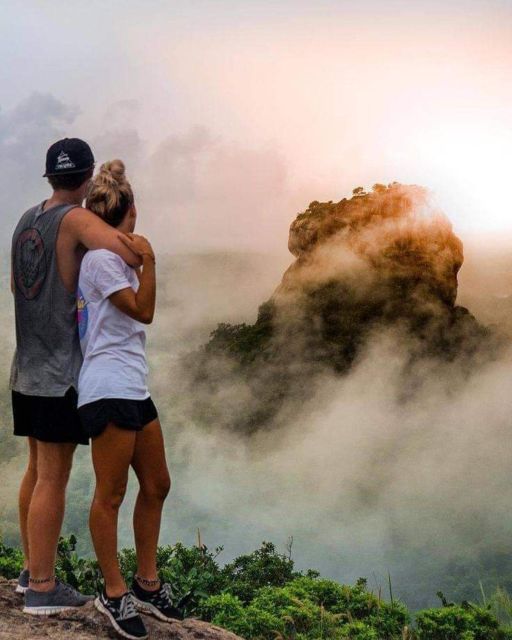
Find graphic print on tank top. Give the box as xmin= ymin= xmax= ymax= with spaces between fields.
xmin=13 ymin=227 xmax=47 ymax=300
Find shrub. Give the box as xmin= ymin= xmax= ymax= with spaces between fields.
xmin=3 ymin=535 xmax=512 ymax=640
xmin=0 ymin=538 xmax=23 ymax=579
xmin=56 ymin=535 xmax=102 ymax=594
xmin=156 ymin=542 xmax=225 ymax=616
xmin=118 ymin=540 xmax=224 ymax=616
xmin=250 ymin=583 xmax=338 ymax=637
xmin=339 ymin=621 xmax=379 ymax=640
xmin=220 ymin=541 xmax=299 ymax=603
xmin=202 ymin=593 xmax=294 ymax=640
xmin=201 ymin=593 xmax=250 ymax=637
xmin=285 ymin=576 xmax=409 ymax=639
xmin=416 ymin=597 xmax=504 ymax=640
xmin=372 ymin=600 xmax=410 ymax=639
xmin=244 ymin=604 xmax=285 ymax=639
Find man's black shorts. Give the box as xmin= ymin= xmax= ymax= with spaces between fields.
xmin=12 ymin=387 xmax=89 ymax=445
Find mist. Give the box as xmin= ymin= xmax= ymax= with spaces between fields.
xmin=120 ymin=237 xmax=512 ymax=610
xmin=4 ymin=238 xmax=512 ymax=609
xmin=166 ymin=335 xmax=512 ymax=604
xmin=2 ymin=0 xmax=512 ymax=613
xmin=134 ymin=238 xmax=512 ymax=610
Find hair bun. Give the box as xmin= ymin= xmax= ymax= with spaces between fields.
xmin=86 ymin=158 xmax=134 ymax=227
xmin=99 ymin=159 xmax=126 ymax=184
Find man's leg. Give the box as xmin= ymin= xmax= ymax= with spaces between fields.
xmin=89 ymin=424 xmax=136 ymax=598
xmin=18 ymin=437 xmax=38 ymax=570
xmin=131 ymin=419 xmax=171 ymax=585
xmin=27 ymin=441 xmax=76 ymax=591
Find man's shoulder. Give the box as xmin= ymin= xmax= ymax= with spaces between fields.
xmin=61 ymin=206 xmax=90 ymax=224
xmin=13 ymin=202 xmax=43 ymax=229
xmin=63 ymin=206 xmax=110 ymax=228
xmin=23 ymin=202 xmax=43 ymax=216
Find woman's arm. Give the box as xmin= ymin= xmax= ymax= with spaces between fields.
xmin=109 ymin=234 xmax=156 ymax=324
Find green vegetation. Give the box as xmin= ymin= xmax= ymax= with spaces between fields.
xmin=2 ymin=536 xmax=512 ymax=639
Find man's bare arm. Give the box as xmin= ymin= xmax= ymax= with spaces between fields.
xmin=66 ymin=207 xmax=142 ymax=267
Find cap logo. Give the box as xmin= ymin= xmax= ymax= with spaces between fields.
xmin=55 ymin=150 xmax=76 ymax=171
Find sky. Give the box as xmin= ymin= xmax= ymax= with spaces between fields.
xmin=1 ymin=0 xmax=512 ymax=250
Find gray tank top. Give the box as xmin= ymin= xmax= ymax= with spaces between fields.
xmin=10 ymin=201 xmax=83 ymax=396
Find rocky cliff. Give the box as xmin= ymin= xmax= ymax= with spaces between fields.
xmin=0 ymin=579 xmax=243 ymax=640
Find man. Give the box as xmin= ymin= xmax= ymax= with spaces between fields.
xmin=11 ymin=138 xmax=141 ymax=614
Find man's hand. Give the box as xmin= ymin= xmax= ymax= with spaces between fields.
xmin=118 ymin=233 xmax=155 ymax=262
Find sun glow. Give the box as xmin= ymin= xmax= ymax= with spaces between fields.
xmin=399 ymin=120 xmax=512 ymax=235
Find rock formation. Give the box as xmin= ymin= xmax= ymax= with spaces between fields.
xmin=187 ymin=183 xmax=497 ymax=433
xmin=0 ymin=579 xmax=243 ymax=640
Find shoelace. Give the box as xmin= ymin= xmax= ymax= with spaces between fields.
xmin=162 ymin=583 xmax=174 ymax=600
xmin=117 ymin=593 xmax=138 ymax=620
xmin=151 ymin=583 xmax=174 ymax=608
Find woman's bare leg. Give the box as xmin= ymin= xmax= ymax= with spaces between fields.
xmin=18 ymin=437 xmax=38 ymax=569
xmin=131 ymin=419 xmax=170 ymax=586
xmin=90 ymin=423 xmax=136 ymax=598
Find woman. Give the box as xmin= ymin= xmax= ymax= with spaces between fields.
xmin=77 ymin=160 xmax=180 ymax=640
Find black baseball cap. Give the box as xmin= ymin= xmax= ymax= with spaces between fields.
xmin=43 ymin=138 xmax=95 ymax=177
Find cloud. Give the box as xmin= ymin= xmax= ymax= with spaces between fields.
xmin=136 ymin=126 xmax=289 ymax=250
xmin=0 ymin=93 xmax=79 ymax=232
xmin=1 ymin=93 xmax=291 ymax=253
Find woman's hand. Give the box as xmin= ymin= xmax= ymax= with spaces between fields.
xmin=110 ymin=233 xmax=157 ymax=324
xmin=119 ymin=233 xmax=155 ymax=262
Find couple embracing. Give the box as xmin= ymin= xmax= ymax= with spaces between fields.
xmin=10 ymin=138 xmax=179 ymax=639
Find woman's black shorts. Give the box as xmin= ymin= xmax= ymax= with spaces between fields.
xmin=78 ymin=397 xmax=158 ymax=439
xmin=12 ymin=387 xmax=89 ymax=445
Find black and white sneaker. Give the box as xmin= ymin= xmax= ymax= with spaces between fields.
xmin=16 ymin=568 xmax=30 ymax=594
xmin=131 ymin=579 xmax=183 ymax=621
xmin=94 ymin=590 xmax=148 ymax=640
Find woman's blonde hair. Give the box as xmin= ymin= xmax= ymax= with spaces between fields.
xmin=86 ymin=159 xmax=134 ymax=227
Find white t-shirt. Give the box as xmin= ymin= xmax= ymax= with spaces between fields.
xmin=77 ymin=249 xmax=150 ymax=408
